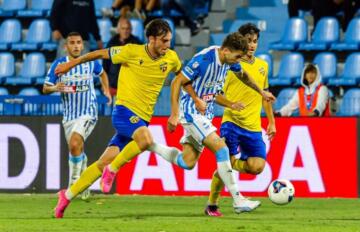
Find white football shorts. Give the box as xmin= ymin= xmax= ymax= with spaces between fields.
xmin=63 ymin=116 xmax=97 ymax=143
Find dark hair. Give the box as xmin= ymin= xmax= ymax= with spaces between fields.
xmin=303 ymin=64 xmax=318 ymax=86
xmin=238 ymin=23 xmax=260 ymax=39
xmin=66 ymin=32 xmax=82 ymax=39
xmin=221 ymin=32 xmax=248 ymax=53
xmin=145 ymin=19 xmax=171 ymax=38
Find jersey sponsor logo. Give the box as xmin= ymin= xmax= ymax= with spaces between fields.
xmin=201 ymin=93 xmax=215 ymax=103
xmin=192 ymin=61 xmax=199 ymax=69
xmin=61 ymin=75 xmax=92 ymax=83
xmin=62 ymin=84 xmax=90 ymax=93
xmin=159 ymin=62 xmax=168 ymax=72
xmin=259 ymin=67 xmax=265 ymax=76
xmin=129 ymin=116 xmax=140 ymax=124
xmin=184 ymin=66 xmax=194 ymax=75
xmin=111 ymin=47 xmax=121 ymax=57
xmin=204 ymin=80 xmax=223 ymax=88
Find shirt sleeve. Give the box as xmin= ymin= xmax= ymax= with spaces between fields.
xmin=109 ymin=45 xmax=132 ymax=64
xmin=264 ymin=62 xmax=269 ymax=90
xmin=93 ymin=60 xmax=104 ymax=76
xmin=44 ymin=61 xmax=60 ymax=86
xmin=279 ymin=91 xmax=299 ymax=116
xmin=229 ymin=63 xmax=242 ymax=73
xmin=314 ymin=86 xmax=329 ymax=115
xmin=181 ymin=56 xmax=203 ymax=81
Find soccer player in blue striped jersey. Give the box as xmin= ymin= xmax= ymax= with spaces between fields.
xmin=43 ymin=32 xmax=112 ymax=200
xmin=154 ymin=32 xmax=276 ymax=214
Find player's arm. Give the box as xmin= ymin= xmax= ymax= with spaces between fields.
xmin=233 ymin=69 xmax=276 ymax=102
xmin=55 ymin=49 xmax=110 ymax=76
xmin=215 ymin=94 xmax=245 ymax=111
xmin=99 ymin=71 xmax=112 ymax=105
xmin=43 ymin=60 xmax=66 ymax=94
xmin=182 ymin=81 xmax=207 ymax=114
xmin=43 ymin=82 xmax=65 ymax=94
xmin=263 ymin=95 xmax=276 ymax=140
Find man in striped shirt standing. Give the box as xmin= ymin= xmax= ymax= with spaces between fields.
xmin=43 ymin=32 xmax=112 ymax=200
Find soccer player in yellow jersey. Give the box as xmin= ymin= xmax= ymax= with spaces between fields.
xmin=205 ymin=23 xmax=276 ymax=216
xmin=53 ymin=19 xmax=182 ymax=218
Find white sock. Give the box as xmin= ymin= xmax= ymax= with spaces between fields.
xmin=215 ymin=147 xmax=244 ymax=207
xmin=81 ymin=153 xmax=88 ymax=173
xmin=65 ymin=189 xmax=74 ymax=200
xmin=148 ymin=143 xmax=181 ymax=164
xmin=68 ymin=153 xmax=84 ymax=187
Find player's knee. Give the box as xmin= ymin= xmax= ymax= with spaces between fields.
xmin=137 ymin=135 xmax=153 ymax=151
xmin=247 ymin=165 xmax=264 ymax=175
xmin=69 ymin=139 xmax=82 ymax=154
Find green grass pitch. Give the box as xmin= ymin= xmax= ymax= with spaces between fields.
xmin=0 ymin=194 xmax=359 ymax=232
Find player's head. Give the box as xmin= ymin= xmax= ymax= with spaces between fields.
xmin=145 ymin=19 xmax=172 ymax=57
xmin=238 ymin=23 xmax=260 ymax=57
xmin=303 ymin=63 xmax=318 ymax=85
xmin=65 ymin=32 xmax=84 ymax=58
xmin=117 ymin=17 xmax=132 ymax=40
xmin=220 ymin=32 xmax=248 ymax=64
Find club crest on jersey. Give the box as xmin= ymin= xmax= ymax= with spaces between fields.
xmin=259 ymin=67 xmax=265 ymax=76
xmin=129 ymin=116 xmax=140 ymax=124
xmin=192 ymin=61 xmax=199 ymax=69
xmin=111 ymin=47 xmax=121 ymax=56
xmin=159 ymin=62 xmax=168 ymax=72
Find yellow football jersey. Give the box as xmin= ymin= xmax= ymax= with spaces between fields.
xmin=222 ymin=57 xmax=269 ymax=132
xmin=109 ymin=44 xmax=182 ymax=122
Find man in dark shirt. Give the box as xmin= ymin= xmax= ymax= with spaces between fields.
xmin=50 ymin=0 xmax=103 ymax=57
xmin=103 ymin=17 xmax=142 ymax=96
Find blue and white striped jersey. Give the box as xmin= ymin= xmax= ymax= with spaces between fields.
xmin=180 ymin=46 xmax=241 ymax=120
xmin=45 ymin=56 xmax=103 ymax=122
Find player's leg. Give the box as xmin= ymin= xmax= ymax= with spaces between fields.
xmin=54 ymin=145 xmax=120 ymax=218
xmin=67 ymin=132 xmax=84 ymax=187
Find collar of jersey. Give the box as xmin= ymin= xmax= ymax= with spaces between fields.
xmin=240 ymin=56 xmax=255 ymax=64
xmin=145 ymin=44 xmax=163 ymax=61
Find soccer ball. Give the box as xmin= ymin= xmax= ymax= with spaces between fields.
xmin=268 ymin=179 xmax=295 ymax=205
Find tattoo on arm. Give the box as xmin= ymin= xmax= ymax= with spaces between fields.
xmin=236 ymin=71 xmax=262 ymax=94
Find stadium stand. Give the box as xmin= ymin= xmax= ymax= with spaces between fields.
xmin=269 ymin=52 xmax=304 ymax=86
xmin=0 ymin=53 xmax=15 ymax=84
xmin=273 ymin=88 xmax=297 ymax=112
xmin=330 ymin=18 xmax=360 ymax=51
xmin=313 ymin=52 xmax=337 ymax=84
xmin=0 ymin=19 xmax=22 ymax=50
xmin=328 ymin=53 xmax=360 ymax=86
xmin=337 ymin=89 xmax=360 ymax=116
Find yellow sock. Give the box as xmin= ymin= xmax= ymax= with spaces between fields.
xmin=110 ymin=140 xmax=141 ymax=172
xmin=208 ymin=171 xmax=225 ymax=205
xmin=68 ymin=162 xmax=102 ymax=198
xmin=232 ymin=159 xmax=247 ymax=173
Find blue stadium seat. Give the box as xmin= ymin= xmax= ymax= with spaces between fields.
xmin=97 ymin=18 xmax=112 ymax=44
xmin=298 ymin=17 xmax=339 ymax=50
xmin=12 ymin=19 xmax=52 ymax=51
xmin=269 ymin=18 xmax=307 ymax=50
xmin=0 ymin=19 xmax=22 ymax=50
xmin=273 ymin=88 xmax=297 ymax=111
xmin=330 ymin=18 xmax=360 ymax=51
xmin=0 ymin=0 xmax=26 ymax=16
xmin=18 ymin=87 xmax=40 ymax=96
xmin=269 ymin=53 xmax=304 ymax=86
xmin=0 ymin=87 xmax=9 ymax=95
xmin=223 ymin=19 xmax=265 ymax=33
xmin=210 ymin=33 xmax=226 ymax=46
xmin=164 ymin=18 xmax=175 ymax=48
xmin=337 ymin=89 xmax=360 ymax=116
xmin=0 ymin=52 xmax=15 ymax=84
xmin=94 ymin=0 xmax=113 ymax=17
xmin=154 ymin=86 xmax=171 ymax=116
xmin=256 ymin=53 xmax=273 ymax=78
xmin=313 ymin=52 xmax=337 ymax=83
xmin=328 ymin=53 xmax=360 ymax=86
xmin=130 ymin=18 xmax=145 ymax=42
xmin=17 ymin=0 xmax=54 ymax=17
xmin=5 ymin=53 xmax=46 ymax=85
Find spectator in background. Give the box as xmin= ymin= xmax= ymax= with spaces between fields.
xmin=106 ymin=0 xmax=159 ymax=19
xmin=50 ymin=0 xmax=103 ymax=58
xmin=103 ymin=18 xmax=142 ymax=96
xmin=287 ymin=0 xmax=312 ymax=18
xmin=276 ymin=64 xmax=331 ymax=117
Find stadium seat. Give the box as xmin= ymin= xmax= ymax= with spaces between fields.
xmin=130 ymin=18 xmax=145 ymax=42
xmin=154 ymin=86 xmax=171 ymax=116
xmin=209 ymin=33 xmax=226 ymax=46
xmin=0 ymin=53 xmax=15 ymax=84
xmin=5 ymin=53 xmax=46 ymax=85
xmin=0 ymin=87 xmax=9 ymax=95
xmin=330 ymin=18 xmax=360 ymax=51
xmin=97 ymin=18 xmax=112 ymax=44
xmin=17 ymin=0 xmax=54 ymax=17
xmin=0 ymin=19 xmax=22 ymax=50
xmin=328 ymin=53 xmax=360 ymax=86
xmin=12 ymin=19 xmax=52 ymax=51
xmin=269 ymin=53 xmax=304 ymax=86
xmin=223 ymin=19 xmax=266 ymax=33
xmin=273 ymin=88 xmax=297 ymax=111
xmin=94 ymin=0 xmax=113 ymax=17
xmin=18 ymin=87 xmax=40 ymax=96
xmin=0 ymin=0 xmax=26 ymax=17
xmin=256 ymin=53 xmax=273 ymax=78
xmin=313 ymin=52 xmax=337 ymax=83
xmin=269 ymin=18 xmax=307 ymax=50
xmin=337 ymin=89 xmax=360 ymax=116
xmin=298 ymin=17 xmax=339 ymax=50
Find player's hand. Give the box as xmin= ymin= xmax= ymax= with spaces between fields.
xmin=167 ymin=114 xmax=178 ymax=133
xmin=52 ymin=30 xmax=62 ymax=41
xmin=266 ymin=123 xmax=276 ymax=141
xmin=55 ymin=82 xmax=66 ymax=92
xmin=194 ymin=97 xmax=207 ymax=115
xmin=55 ymin=60 xmax=76 ymax=76
xmin=230 ymin=101 xmax=245 ymax=111
xmin=261 ymin=90 xmax=276 ymax=103
xmin=103 ymin=90 xmax=112 ymax=106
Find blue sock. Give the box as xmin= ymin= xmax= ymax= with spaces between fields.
xmin=215 ymin=147 xmax=230 ymax=162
